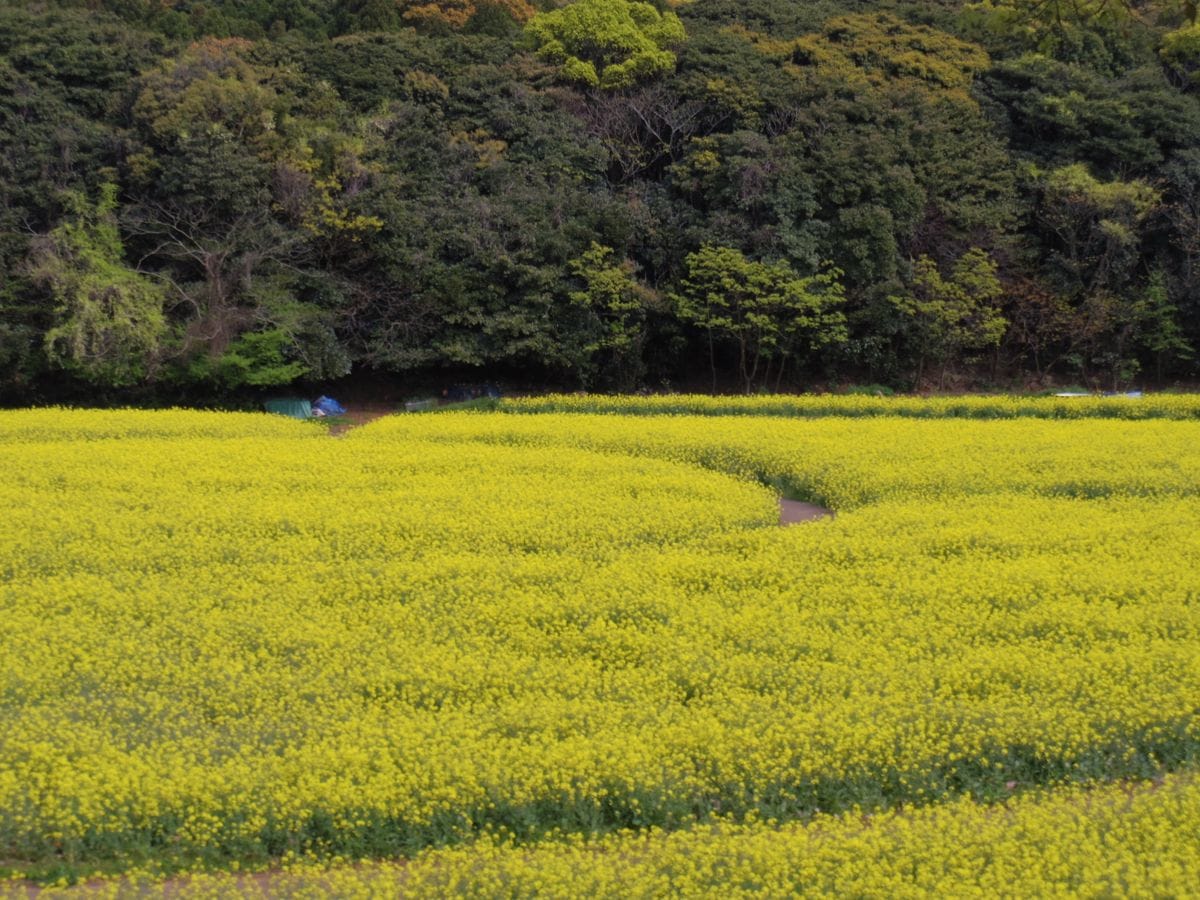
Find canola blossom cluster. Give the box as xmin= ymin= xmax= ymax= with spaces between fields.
xmin=373 ymin=410 xmax=1200 ymax=509
xmin=35 ymin=774 xmax=1196 ymax=897
xmin=505 ymin=391 xmax=1200 ymax=420
xmin=1 ymin=403 xmax=1199 ymax=894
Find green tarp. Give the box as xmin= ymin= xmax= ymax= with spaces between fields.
xmin=264 ymin=398 xmax=313 ymax=419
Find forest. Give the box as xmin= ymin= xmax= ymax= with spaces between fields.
xmin=1 ymin=0 xmax=1198 ymax=399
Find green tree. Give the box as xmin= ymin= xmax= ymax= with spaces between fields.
xmin=1162 ymin=149 xmax=1200 ymax=354
xmin=525 ymin=0 xmax=685 ymax=89
xmin=1037 ymin=163 xmax=1160 ymax=297
xmin=345 ymin=59 xmax=626 ymax=376
xmin=1162 ymin=24 xmax=1200 ymax=89
xmin=961 ymin=0 xmax=1191 ymax=65
xmin=1029 ymin=164 xmax=1161 ymax=385
xmin=1097 ymin=269 xmax=1192 ymax=383
xmin=890 ymin=249 xmax=1007 ymax=387
xmin=978 ymin=55 xmax=1200 ymax=177
xmin=0 ymin=7 xmax=165 ymax=395
xmin=565 ymin=242 xmax=654 ymax=389
xmin=672 ymin=245 xmax=846 ymax=393
xmin=1130 ymin=270 xmax=1193 ymax=379
xmin=670 ymin=14 xmax=1016 ymax=334
xmin=124 ymin=37 xmax=367 ymax=387
xmin=26 ymin=184 xmax=167 ymax=387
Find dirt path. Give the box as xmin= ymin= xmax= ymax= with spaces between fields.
xmin=779 ymin=498 xmax=832 ymax=525
xmin=325 ymin=404 xmax=398 ymax=436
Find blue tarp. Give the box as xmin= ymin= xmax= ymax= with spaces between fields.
xmin=313 ymin=396 xmax=347 ymax=416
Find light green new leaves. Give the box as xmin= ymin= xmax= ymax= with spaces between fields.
xmin=27 ymin=184 xmax=167 ymax=387
xmin=525 ymin=0 xmax=685 ymax=89
xmin=672 ymin=244 xmax=847 ymax=392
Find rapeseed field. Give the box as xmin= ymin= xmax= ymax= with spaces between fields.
xmin=1 ymin=401 xmax=1198 ymax=895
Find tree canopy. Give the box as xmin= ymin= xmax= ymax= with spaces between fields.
xmin=525 ymin=0 xmax=686 ymax=89
xmin=2 ymin=0 xmax=1198 ymax=398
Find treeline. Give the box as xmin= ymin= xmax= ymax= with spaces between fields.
xmin=1 ymin=0 xmax=1198 ymax=399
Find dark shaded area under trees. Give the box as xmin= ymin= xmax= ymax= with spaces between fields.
xmin=1 ymin=0 xmax=1198 ymax=401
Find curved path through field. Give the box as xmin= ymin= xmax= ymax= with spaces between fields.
xmin=331 ymin=405 xmax=832 ymax=525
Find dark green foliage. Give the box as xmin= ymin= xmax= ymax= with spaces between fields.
xmin=2 ymin=0 xmax=1199 ymax=398
xmin=979 ymin=55 xmax=1200 ymax=175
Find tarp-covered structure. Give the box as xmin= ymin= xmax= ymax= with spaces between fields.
xmin=264 ymin=398 xmax=313 ymax=419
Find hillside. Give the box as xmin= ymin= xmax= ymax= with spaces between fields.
xmin=2 ymin=0 xmax=1198 ymax=398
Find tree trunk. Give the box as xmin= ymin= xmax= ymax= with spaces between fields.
xmin=739 ymin=336 xmax=751 ymax=394
xmin=708 ymin=329 xmax=717 ymax=393
xmin=745 ymin=342 xmax=761 ymax=394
